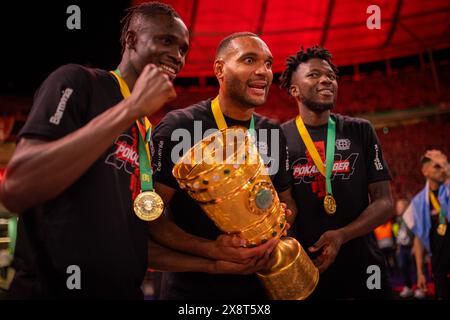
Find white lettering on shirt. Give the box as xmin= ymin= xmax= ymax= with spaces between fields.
xmin=49 ymin=88 xmax=73 ymax=125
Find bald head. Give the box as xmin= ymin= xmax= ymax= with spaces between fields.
xmin=215 ymin=32 xmax=260 ymax=60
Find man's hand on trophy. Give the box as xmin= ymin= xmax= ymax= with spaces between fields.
xmin=212 ymin=240 xmax=278 ymax=275
xmin=212 ymin=235 xmax=279 ymax=264
xmin=280 ymin=203 xmax=292 ymax=236
xmin=308 ymin=229 xmax=345 ymax=273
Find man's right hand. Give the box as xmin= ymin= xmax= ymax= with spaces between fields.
xmin=209 ymin=204 xmax=292 ymax=264
xmin=128 ymin=64 xmax=177 ymax=118
xmin=211 ymin=235 xmax=279 ymax=264
xmin=212 ymin=242 xmax=277 ymax=275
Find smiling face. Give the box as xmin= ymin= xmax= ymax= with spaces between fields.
xmin=289 ymin=58 xmax=338 ymax=113
xmin=215 ymin=36 xmax=273 ymax=107
xmin=126 ymin=14 xmax=189 ymax=81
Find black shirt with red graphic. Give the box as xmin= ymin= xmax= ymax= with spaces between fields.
xmin=10 ymin=64 xmax=148 ymax=299
xmin=282 ymin=113 xmax=392 ymax=299
xmin=151 ymin=99 xmax=291 ymax=300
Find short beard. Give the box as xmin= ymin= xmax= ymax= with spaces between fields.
xmin=300 ymin=95 xmax=335 ymax=113
xmin=226 ymin=77 xmax=265 ymax=108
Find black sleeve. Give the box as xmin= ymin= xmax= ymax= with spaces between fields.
xmin=18 ymin=64 xmax=90 ymax=141
xmin=266 ymin=126 xmax=292 ymax=193
xmin=363 ymin=121 xmax=392 ymax=184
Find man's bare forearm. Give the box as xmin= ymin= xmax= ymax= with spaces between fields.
xmin=149 ymin=214 xmax=217 ymax=259
xmin=413 ymin=237 xmax=425 ymax=275
xmin=148 ymin=239 xmax=215 ymax=273
xmin=339 ymin=181 xmax=394 ymax=244
xmin=149 ymin=182 xmax=217 ymax=259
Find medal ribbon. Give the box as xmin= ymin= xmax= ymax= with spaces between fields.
xmin=430 ymin=190 xmax=446 ymax=226
xmin=211 ymin=96 xmax=255 ymax=135
xmin=110 ymin=69 xmax=154 ymax=192
xmin=295 ymin=115 xmax=336 ymax=196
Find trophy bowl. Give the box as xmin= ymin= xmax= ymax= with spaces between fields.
xmin=172 ymin=126 xmax=318 ymax=300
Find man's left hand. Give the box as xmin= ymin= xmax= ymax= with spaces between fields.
xmin=308 ymin=229 xmax=345 ymax=273
xmin=280 ymin=202 xmax=292 ymax=236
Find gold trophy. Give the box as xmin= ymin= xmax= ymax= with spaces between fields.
xmin=172 ymin=127 xmax=319 ymax=300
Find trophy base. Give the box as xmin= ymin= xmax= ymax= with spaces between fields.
xmin=257 ymin=237 xmax=319 ymax=300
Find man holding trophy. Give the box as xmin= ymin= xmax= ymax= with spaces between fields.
xmin=148 ymin=32 xmax=318 ymax=299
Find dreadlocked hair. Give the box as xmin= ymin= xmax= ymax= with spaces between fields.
xmin=120 ymin=1 xmax=180 ymax=53
xmin=279 ymin=45 xmax=338 ymax=90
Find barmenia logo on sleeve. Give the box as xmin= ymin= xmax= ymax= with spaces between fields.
xmin=373 ymin=144 xmax=384 ymax=171
xmin=49 ymin=88 xmax=74 ymax=125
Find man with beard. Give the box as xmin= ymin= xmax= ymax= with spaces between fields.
xmin=280 ymin=46 xmax=394 ymax=299
xmin=404 ymin=150 xmax=450 ymax=299
xmin=0 ymin=2 xmax=188 ymax=299
xmin=148 ymin=32 xmax=296 ymax=299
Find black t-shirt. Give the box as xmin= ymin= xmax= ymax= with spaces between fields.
xmin=151 ymin=99 xmax=291 ymax=300
xmin=428 ymin=190 xmax=450 ymax=277
xmin=282 ymin=114 xmax=392 ymax=299
xmin=9 ymin=64 xmax=148 ymax=299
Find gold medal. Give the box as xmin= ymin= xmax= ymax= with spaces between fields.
xmin=296 ymin=115 xmax=337 ymax=217
xmin=133 ymin=191 xmax=164 ymax=221
xmin=111 ymin=71 xmax=162 ymax=221
xmin=324 ymin=194 xmax=336 ymax=215
xmin=437 ymin=223 xmax=447 ymax=236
